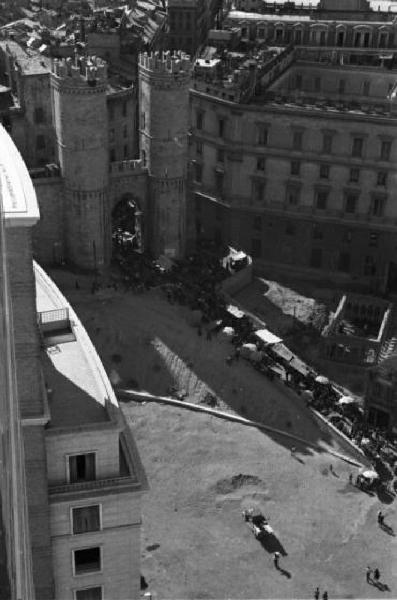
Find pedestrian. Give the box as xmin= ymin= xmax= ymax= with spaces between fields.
xmin=273 ymin=551 xmax=280 ymax=569
xmin=75 ymin=279 xmax=80 ymax=290
xmin=290 ymin=447 xmax=296 ymax=456
xmin=322 ymin=592 xmax=328 ymax=600
xmin=373 ymin=568 xmax=380 ymax=582
xmin=377 ymin=511 xmax=384 ymax=526
xmin=349 ymin=473 xmax=353 ymax=484
xmin=366 ymin=566 xmax=372 ymax=583
xmin=314 ymin=587 xmax=320 ymax=600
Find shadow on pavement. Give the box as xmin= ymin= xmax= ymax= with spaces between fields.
xmin=380 ymin=522 xmax=395 ymax=536
xmin=292 ymin=454 xmax=305 ymax=464
xmin=277 ymin=567 xmax=292 ymax=579
xmin=67 ymin=280 xmax=361 ymax=462
xmin=259 ymin=533 xmax=288 ymax=557
xmin=370 ymin=581 xmax=391 ymax=593
xmin=376 ymin=485 xmax=395 ymax=505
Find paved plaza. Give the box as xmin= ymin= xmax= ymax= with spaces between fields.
xmin=53 ymin=271 xmax=396 ymax=599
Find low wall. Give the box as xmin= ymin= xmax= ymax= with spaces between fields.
xmin=222 ymin=259 xmax=253 ymax=295
xmin=118 ymin=388 xmax=367 ymax=467
xmin=310 ymin=409 xmax=372 ymax=468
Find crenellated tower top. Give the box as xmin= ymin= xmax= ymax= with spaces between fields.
xmin=138 ymin=51 xmax=192 ymax=88
xmin=51 ymin=55 xmax=108 ymax=93
xmin=139 ymin=50 xmax=191 ymax=73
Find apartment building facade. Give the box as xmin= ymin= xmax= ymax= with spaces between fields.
xmin=0 ymin=122 xmax=148 ymax=599
xmin=189 ymin=1 xmax=397 ymax=291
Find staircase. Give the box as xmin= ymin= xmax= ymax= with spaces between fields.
xmin=378 ymin=304 xmax=397 ymax=363
xmin=338 ymin=319 xmax=355 ymax=336
xmin=378 ymin=336 xmax=397 ymax=363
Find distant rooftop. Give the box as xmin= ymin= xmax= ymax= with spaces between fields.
xmin=227 ymin=9 xmax=396 ymax=22
xmin=242 ymin=0 xmax=397 ymax=11
xmin=0 ymin=40 xmax=50 ymax=75
xmin=228 ymin=10 xmax=312 ymax=20
xmin=34 ymin=263 xmax=119 ymax=430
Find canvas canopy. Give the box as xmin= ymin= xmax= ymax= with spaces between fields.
xmin=226 ymin=304 xmax=245 ymax=319
xmin=254 ymin=329 xmax=282 ymax=346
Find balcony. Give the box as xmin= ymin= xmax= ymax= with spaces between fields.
xmin=48 ymin=429 xmax=147 ymax=501
xmin=48 ymin=474 xmax=140 ymax=500
xmin=38 ymin=308 xmax=75 ymax=346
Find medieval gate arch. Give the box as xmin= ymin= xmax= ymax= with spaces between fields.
xmin=112 ymin=193 xmax=144 ymax=254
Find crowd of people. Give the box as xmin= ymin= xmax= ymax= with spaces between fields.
xmin=110 ymin=245 xmax=397 ymax=494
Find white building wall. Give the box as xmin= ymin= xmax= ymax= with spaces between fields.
xmin=50 ymin=503 xmax=141 ymax=600
xmin=46 ymin=429 xmax=120 ymax=485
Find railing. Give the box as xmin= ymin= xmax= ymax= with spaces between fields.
xmin=109 ymin=159 xmax=144 ymax=175
xmin=192 ymin=80 xmax=242 ymax=102
xmin=38 ymin=308 xmax=69 ymax=326
xmin=29 ymin=163 xmax=60 ymax=180
xmin=48 ymin=474 xmax=139 ymax=495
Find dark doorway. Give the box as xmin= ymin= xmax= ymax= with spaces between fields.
xmin=112 ymin=195 xmax=143 ymax=255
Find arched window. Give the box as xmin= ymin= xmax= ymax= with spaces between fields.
xmin=353 ymin=25 xmax=373 ymax=48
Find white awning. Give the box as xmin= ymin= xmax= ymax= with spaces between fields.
xmin=226 ymin=304 xmax=245 ymax=319
xmin=254 ymin=329 xmax=282 ymax=346
xmin=228 ymin=247 xmax=247 ymax=261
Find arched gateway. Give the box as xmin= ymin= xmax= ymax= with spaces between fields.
xmin=112 ymin=194 xmax=144 ymax=254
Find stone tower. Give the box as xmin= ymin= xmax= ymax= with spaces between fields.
xmin=138 ymin=51 xmax=192 ymax=258
xmin=51 ymin=55 xmax=109 ymax=270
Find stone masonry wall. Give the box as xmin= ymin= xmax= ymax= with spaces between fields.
xmin=50 ymin=491 xmax=142 ymax=599
xmin=32 ymin=178 xmax=65 ymax=265
xmin=5 ymin=227 xmax=43 ymax=418
xmin=3 ymin=226 xmax=54 ymax=598
xmin=23 ymin=426 xmax=54 ymax=600
xmin=139 ymin=53 xmax=191 ymax=257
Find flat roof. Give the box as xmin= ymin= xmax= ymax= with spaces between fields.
xmin=34 ymin=263 xmax=119 ymax=430
xmin=262 ymin=98 xmax=393 ymax=118
xmin=254 ymin=0 xmax=397 ymax=10
xmin=0 ymin=124 xmax=39 ymax=226
xmin=244 ymin=0 xmax=397 ymax=14
xmin=227 ymin=9 xmax=397 ymax=22
xmin=0 ymin=40 xmax=50 ymax=76
xmin=228 ymin=10 xmax=312 ymax=20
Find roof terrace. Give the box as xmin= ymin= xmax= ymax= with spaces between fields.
xmin=34 ymin=262 xmax=119 ymax=430
xmin=192 ymin=44 xmax=294 ymax=102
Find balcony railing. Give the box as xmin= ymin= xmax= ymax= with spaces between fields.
xmin=49 ymin=474 xmax=139 ymax=496
xmin=109 ymin=159 xmax=144 ymax=175
xmin=38 ymin=308 xmax=69 ymax=326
